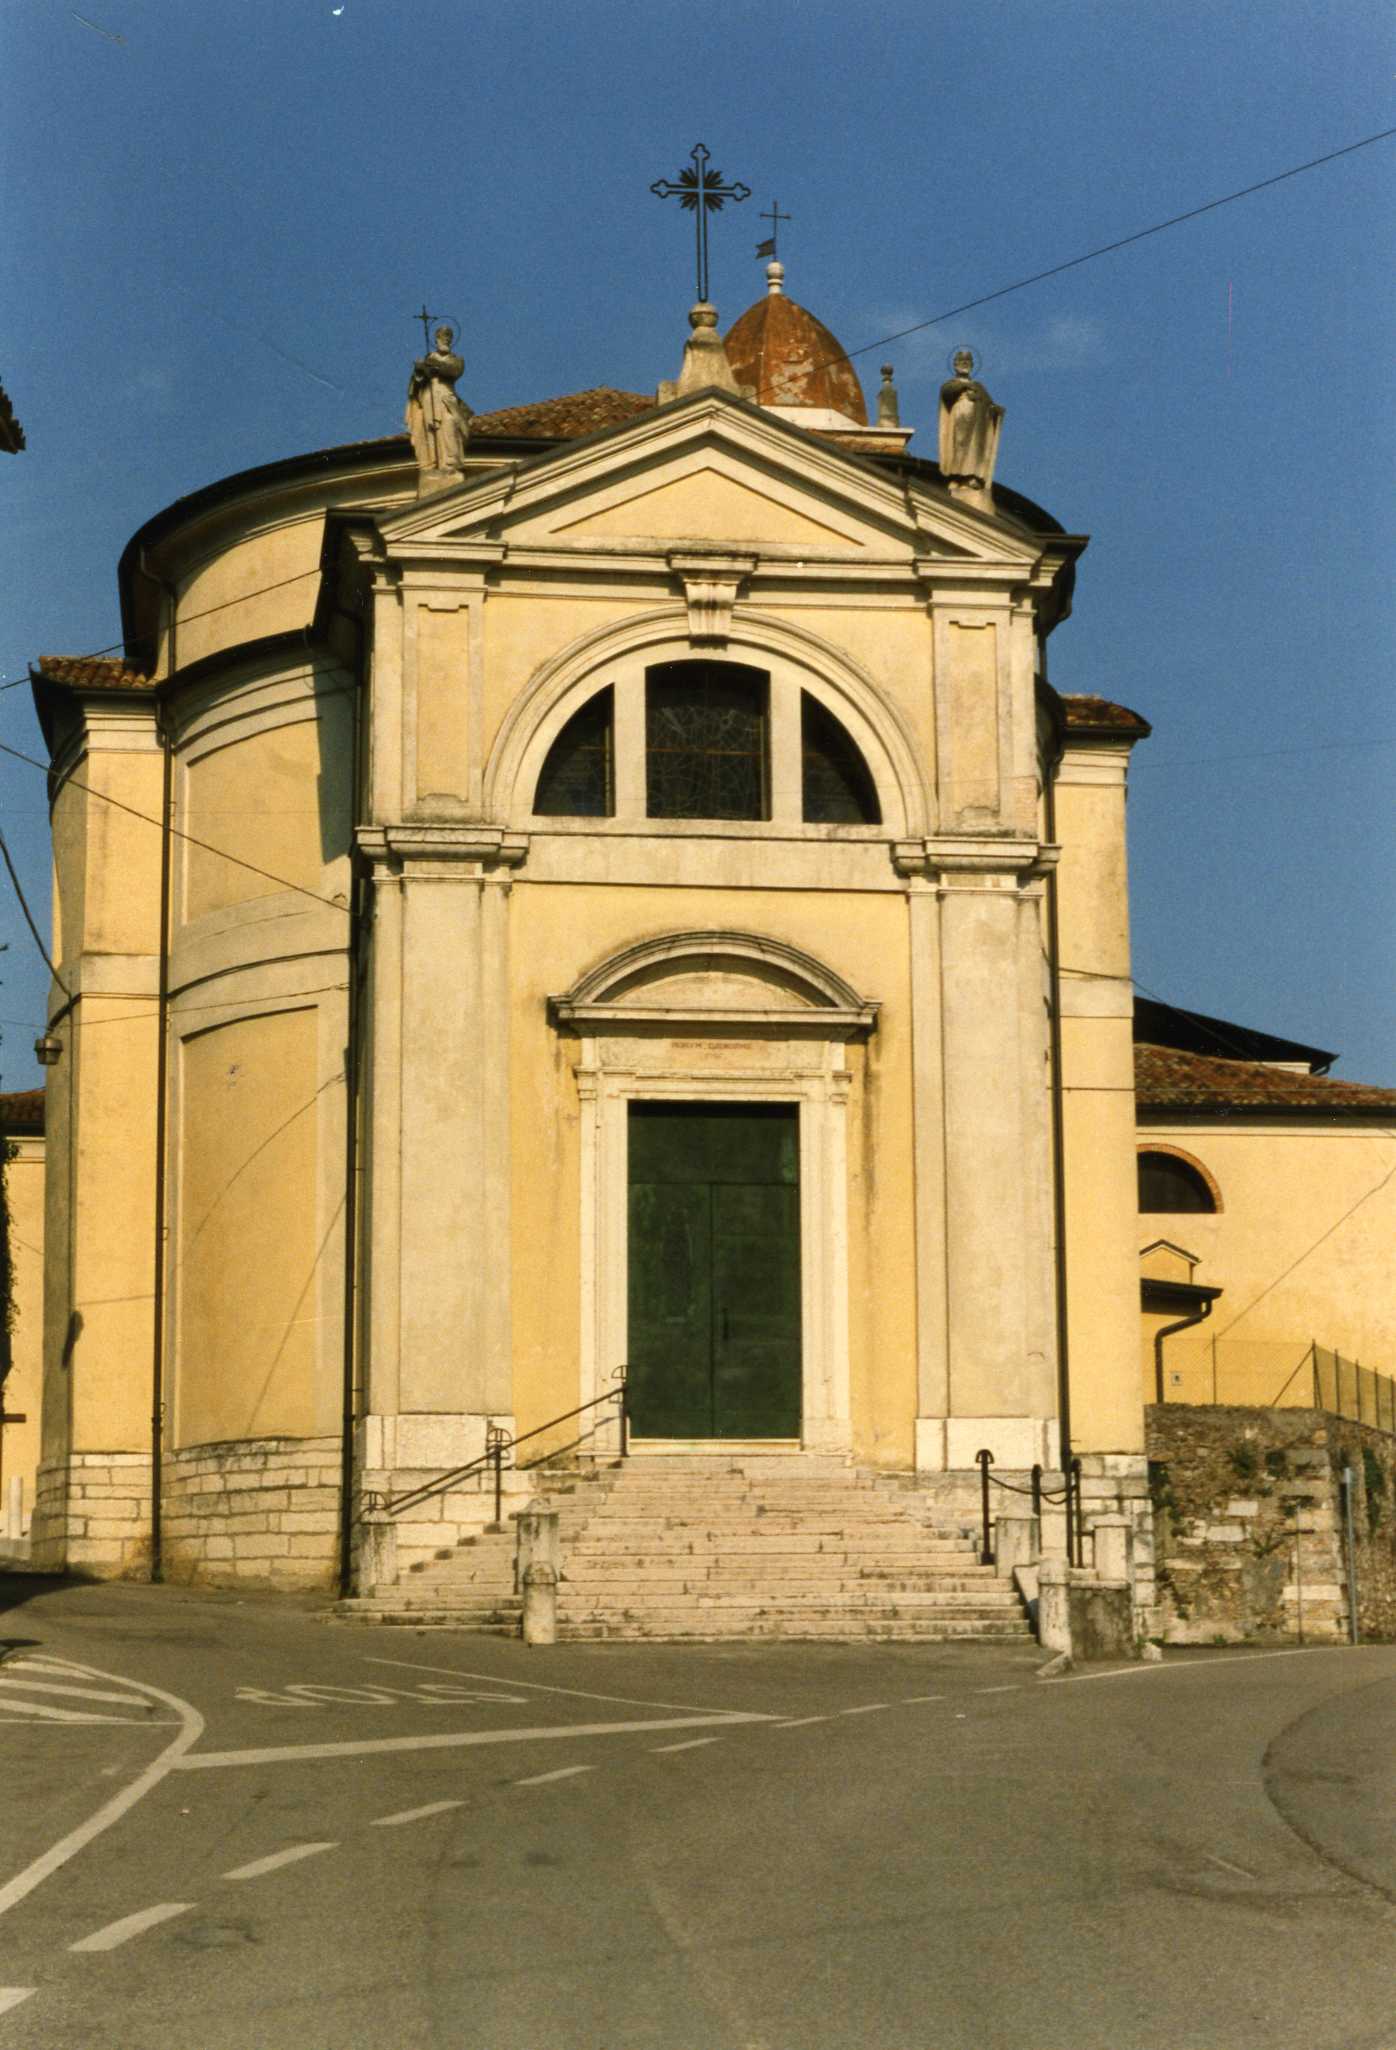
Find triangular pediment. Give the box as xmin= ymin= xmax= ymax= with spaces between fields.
xmin=373 ymin=391 xmax=1040 ymax=569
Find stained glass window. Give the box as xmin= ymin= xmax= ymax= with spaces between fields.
xmin=533 ymin=686 xmax=613 ymax=816
xmin=645 ymin=662 xmax=768 ymax=820
xmin=801 ymin=694 xmax=881 ymax=824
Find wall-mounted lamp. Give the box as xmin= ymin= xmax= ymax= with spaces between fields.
xmin=34 ymin=1033 xmax=63 ymax=1067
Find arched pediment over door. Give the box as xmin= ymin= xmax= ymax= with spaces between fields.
xmin=549 ymin=931 xmax=878 ymax=1455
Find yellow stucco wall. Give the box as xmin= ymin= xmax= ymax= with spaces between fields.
xmin=174 ymin=1007 xmax=327 ymax=1445
xmin=2 ymin=1135 xmax=44 ymax=1529
xmin=181 ymin=695 xmax=354 ymax=922
xmin=1053 ymin=746 xmax=1147 ymax=1455
xmin=1141 ymin=1123 xmax=1396 ymax=1409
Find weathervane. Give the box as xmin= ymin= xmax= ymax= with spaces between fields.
xmin=756 ymin=200 xmax=791 ymax=260
xmin=650 ymin=144 xmax=751 ymax=304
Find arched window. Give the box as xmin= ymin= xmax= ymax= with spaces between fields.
xmin=533 ymin=686 xmax=613 ymax=816
xmin=645 ymin=661 xmax=768 ymax=820
xmin=801 ymin=692 xmax=881 ymax=824
xmin=1138 ymin=1150 xmax=1218 ymax=1214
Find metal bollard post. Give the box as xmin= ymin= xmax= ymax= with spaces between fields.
xmin=976 ymin=1448 xmax=994 ymax=1565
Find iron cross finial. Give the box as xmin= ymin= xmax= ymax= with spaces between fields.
xmin=650 ymin=143 xmax=751 ymax=304
xmin=413 ymin=303 xmax=435 ymax=352
xmin=757 ymin=201 xmax=791 ymax=260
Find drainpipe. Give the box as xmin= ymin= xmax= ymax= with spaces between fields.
xmin=136 ymin=551 xmax=176 ymax=1582
xmin=1153 ymin=1297 xmax=1217 ymax=1406
xmin=337 ymin=595 xmax=367 ymax=1598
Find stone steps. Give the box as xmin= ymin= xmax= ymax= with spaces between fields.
xmin=341 ymin=1455 xmax=1032 ymax=1643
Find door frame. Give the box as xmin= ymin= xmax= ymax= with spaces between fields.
xmin=581 ymin=1060 xmax=851 ymax=1454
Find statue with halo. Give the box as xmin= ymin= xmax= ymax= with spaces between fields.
xmin=938 ymin=348 xmax=1003 ymax=511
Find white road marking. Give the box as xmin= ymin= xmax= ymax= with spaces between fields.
xmin=362 ymin=1655 xmax=765 ymax=1720
xmin=0 ymin=1673 xmax=152 ymax=1708
xmin=69 ymin=1902 xmax=194 ymax=1952
xmin=371 ymin=1800 xmax=465 ymax=1828
xmin=514 ymin=1765 xmax=595 ymax=1787
xmin=177 ymin=1711 xmax=769 ymax=1772
xmin=1206 ymin=1853 xmax=1255 ymax=1879
xmin=771 ymin=1716 xmax=829 ymax=1727
xmin=839 ymin=1703 xmax=889 ymax=1715
xmin=651 ymin=1737 xmax=722 ymax=1753
xmin=0 ymin=1663 xmax=204 ymax=1923
xmin=0 ymin=1699 xmax=149 ymax=1726
xmin=1042 ymin=1648 xmax=1318 ymax=1684
xmin=976 ymin=1686 xmax=1020 ymax=1695
xmin=223 ymin=1842 xmax=337 ymax=1882
xmin=902 ymin=1695 xmax=944 ymax=1703
xmin=0 ymin=1991 xmax=35 ymax=2017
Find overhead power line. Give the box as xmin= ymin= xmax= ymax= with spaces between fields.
xmin=830 ymin=126 xmax=1396 ymax=367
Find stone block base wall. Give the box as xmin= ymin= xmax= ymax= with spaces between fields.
xmin=161 ymin=1437 xmax=343 ymax=1590
xmin=1147 ymin=1404 xmax=1396 ymax=1644
xmin=29 ymin=1452 xmax=154 ymax=1577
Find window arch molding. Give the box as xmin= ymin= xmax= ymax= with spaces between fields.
xmin=484 ymin=604 xmax=928 ymax=836
xmin=1137 ymin=1144 xmax=1223 ymax=1214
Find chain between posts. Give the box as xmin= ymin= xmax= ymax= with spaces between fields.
xmin=976 ymin=1448 xmax=1084 ymax=1567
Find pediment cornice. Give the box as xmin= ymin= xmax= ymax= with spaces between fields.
xmin=369 ymin=390 xmax=1046 ymax=574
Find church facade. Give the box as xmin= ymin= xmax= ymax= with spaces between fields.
xmin=25 ymin=275 xmax=1161 ymax=1610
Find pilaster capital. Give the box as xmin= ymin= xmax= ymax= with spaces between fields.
xmin=356 ymin=822 xmax=529 ymax=877
xmin=891 ymin=836 xmax=1059 ymax=885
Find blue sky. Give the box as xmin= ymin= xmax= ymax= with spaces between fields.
xmin=2 ymin=0 xmax=1392 ymax=1086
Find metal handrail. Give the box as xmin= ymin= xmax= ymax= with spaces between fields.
xmin=370 ymin=1368 xmax=628 ymax=1522
xmin=976 ymin=1448 xmax=1084 ymax=1567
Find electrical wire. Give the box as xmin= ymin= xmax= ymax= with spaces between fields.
xmin=0 ymin=828 xmax=70 ymax=997
xmin=826 ymin=126 xmax=1396 ymax=369
xmin=0 ymin=737 xmax=351 ymax=917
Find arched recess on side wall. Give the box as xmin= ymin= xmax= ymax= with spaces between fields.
xmin=1137 ymin=1143 xmax=1224 ymax=1214
xmin=483 ymin=604 xmax=929 ymax=837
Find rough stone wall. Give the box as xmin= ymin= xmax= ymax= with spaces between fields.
xmin=1146 ymin=1404 xmax=1396 ymax=1644
xmin=30 ymin=1452 xmax=154 ymax=1577
xmin=161 ymin=1436 xmax=342 ymax=1590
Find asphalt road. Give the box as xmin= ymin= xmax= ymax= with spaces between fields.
xmin=2 ymin=1573 xmax=1394 ymax=2050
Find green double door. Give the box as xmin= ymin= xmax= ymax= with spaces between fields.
xmin=627 ymin=1102 xmax=802 ymax=1439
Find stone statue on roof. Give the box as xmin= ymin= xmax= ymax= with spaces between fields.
xmin=938 ymin=349 xmax=1003 ymax=512
xmin=406 ymin=325 xmax=474 ymax=477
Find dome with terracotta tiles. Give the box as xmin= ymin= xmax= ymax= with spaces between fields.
xmin=723 ymin=263 xmax=867 ymax=426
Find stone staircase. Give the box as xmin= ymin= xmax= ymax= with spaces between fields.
xmin=544 ymin=1456 xmax=1032 ymax=1642
xmin=334 ymin=1455 xmax=1033 ymax=1641
xmin=333 ymin=1522 xmax=522 ymax=1631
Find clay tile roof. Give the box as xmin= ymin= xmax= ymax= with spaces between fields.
xmin=1060 ymin=692 xmax=1152 ymax=738
xmin=723 ymin=294 xmax=868 ymax=425
xmin=34 ymin=654 xmax=153 ymax=692
xmin=0 ymin=1087 xmax=44 ymax=1135
xmin=471 ymin=388 xmax=656 ymax=441
xmin=1135 ymin=1042 xmax=1396 ymax=1112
